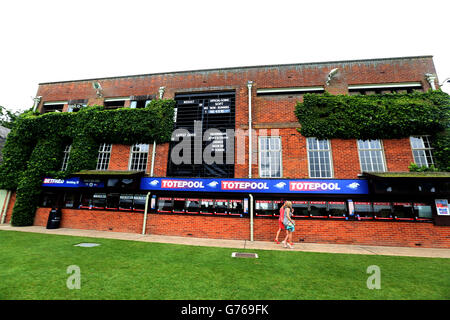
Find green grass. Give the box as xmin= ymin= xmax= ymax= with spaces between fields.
xmin=0 ymin=230 xmax=449 ymax=300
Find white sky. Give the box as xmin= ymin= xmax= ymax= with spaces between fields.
xmin=1 ymin=0 xmax=449 ymax=113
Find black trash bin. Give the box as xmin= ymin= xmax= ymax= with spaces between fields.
xmin=46 ymin=208 xmax=62 ymax=229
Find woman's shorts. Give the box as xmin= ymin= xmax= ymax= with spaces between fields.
xmin=279 ymin=221 xmax=285 ymax=230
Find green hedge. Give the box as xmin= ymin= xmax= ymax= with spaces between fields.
xmin=295 ymin=90 xmax=450 ymax=171
xmin=0 ymin=100 xmax=175 ymax=226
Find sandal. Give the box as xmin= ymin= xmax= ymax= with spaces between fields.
xmin=274 ymin=239 xmax=280 ymax=244
xmin=281 ymin=241 xmax=287 ymax=248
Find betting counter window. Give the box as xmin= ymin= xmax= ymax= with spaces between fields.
xmin=292 ymin=201 xmax=309 ymax=217
xmin=328 ymin=201 xmax=347 ymax=218
xmin=40 ymin=192 xmax=58 ymax=208
xmin=157 ymin=197 xmax=173 ymax=213
xmin=413 ymin=203 xmax=432 ymax=219
xmin=393 ymin=202 xmax=414 ymax=220
xmin=215 ymin=199 xmax=229 ymax=215
xmin=155 ymin=197 xmax=245 ymax=216
xmin=229 ymin=200 xmax=243 ymax=216
xmin=185 ymin=199 xmax=200 ymax=214
xmin=255 ymin=200 xmax=274 ymax=217
xmin=92 ymin=193 xmax=107 ymax=209
xmin=200 ymin=199 xmax=214 ymax=214
xmin=373 ymin=202 xmax=392 ymax=219
xmin=63 ymin=192 xmax=80 ymax=208
xmin=354 ymin=202 xmax=373 ymax=219
xmin=119 ymin=194 xmax=134 ymax=210
xmin=310 ymin=201 xmax=327 ymax=217
xmin=173 ymin=198 xmax=186 ymax=213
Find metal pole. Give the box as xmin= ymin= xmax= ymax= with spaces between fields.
xmin=150 ymin=141 xmax=156 ymax=177
xmin=249 ymin=193 xmax=254 ymax=242
xmin=142 ymin=192 xmax=151 ymax=235
xmin=247 ymin=81 xmax=253 ymax=178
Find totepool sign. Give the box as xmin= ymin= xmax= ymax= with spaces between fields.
xmin=140 ymin=178 xmax=369 ymax=194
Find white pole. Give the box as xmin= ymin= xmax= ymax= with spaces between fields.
xmin=142 ymin=192 xmax=151 ymax=235
xmin=249 ymin=193 xmax=254 ymax=242
xmin=150 ymin=141 xmax=156 ymax=177
xmin=247 ymin=81 xmax=253 ymax=178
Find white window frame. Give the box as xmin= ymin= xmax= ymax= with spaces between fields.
xmin=96 ymin=143 xmax=112 ymax=170
xmin=61 ymin=144 xmax=71 ymax=171
xmin=306 ymin=138 xmax=333 ymax=178
xmin=357 ymin=139 xmax=387 ymax=173
xmin=128 ymin=144 xmax=149 ymax=171
xmin=258 ymin=136 xmax=282 ymax=178
xmin=410 ymin=136 xmax=434 ymax=167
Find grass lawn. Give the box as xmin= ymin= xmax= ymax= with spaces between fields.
xmin=0 ymin=230 xmax=449 ymax=300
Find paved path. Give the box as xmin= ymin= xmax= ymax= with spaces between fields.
xmin=1 ymin=224 xmax=450 ymax=258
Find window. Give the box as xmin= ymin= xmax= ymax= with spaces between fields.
xmin=259 ymin=137 xmax=282 ymax=178
xmin=129 ymin=144 xmax=149 ymax=171
xmin=373 ymin=202 xmax=392 ymax=219
xmin=40 ymin=192 xmax=58 ymax=207
xmin=413 ymin=203 xmax=433 ymax=219
xmin=357 ymin=139 xmax=386 ymax=172
xmin=185 ymin=198 xmax=200 ymax=213
xmin=157 ymin=197 xmax=173 ymax=212
xmin=354 ymin=202 xmax=373 ymax=218
xmin=103 ymin=97 xmax=128 ymax=109
xmin=255 ymin=200 xmax=274 ymax=217
xmin=96 ymin=143 xmax=112 ymax=170
xmin=61 ymin=144 xmax=71 ymax=171
xmin=42 ymin=102 xmax=65 ymax=113
xmin=348 ymin=82 xmax=423 ymax=95
xmin=130 ymin=99 xmax=152 ymax=108
xmin=310 ymin=201 xmax=327 ymax=217
xmin=67 ymin=99 xmax=88 ymax=112
xmin=92 ymin=193 xmax=107 ymax=209
xmin=393 ymin=202 xmax=414 ymax=219
xmin=292 ymin=201 xmax=309 ymax=217
xmin=307 ymin=138 xmax=333 ymax=178
xmin=410 ymin=136 xmax=434 ymax=167
xmin=328 ymin=201 xmax=347 ymax=217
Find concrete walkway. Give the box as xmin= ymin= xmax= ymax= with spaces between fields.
xmin=1 ymin=224 xmax=450 ymax=258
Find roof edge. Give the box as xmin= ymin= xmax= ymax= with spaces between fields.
xmin=38 ymin=55 xmax=434 ymax=85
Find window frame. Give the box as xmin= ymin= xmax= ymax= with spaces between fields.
xmin=357 ymin=139 xmax=387 ymax=173
xmin=410 ymin=135 xmax=434 ymax=168
xmin=258 ymin=136 xmax=283 ymax=178
xmin=61 ymin=144 xmax=71 ymax=171
xmin=96 ymin=143 xmax=112 ymax=171
xmin=128 ymin=143 xmax=149 ymax=172
xmin=306 ymin=137 xmax=334 ymax=178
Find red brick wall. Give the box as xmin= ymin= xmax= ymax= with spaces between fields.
xmin=108 ymin=144 xmax=130 ymax=171
xmin=145 ymin=214 xmax=250 ymax=240
xmin=254 ymin=218 xmax=450 ymax=248
xmin=383 ymin=138 xmax=414 ymax=171
xmin=29 ymin=206 xmax=450 ymax=248
xmin=34 ymin=207 xmax=143 ymax=233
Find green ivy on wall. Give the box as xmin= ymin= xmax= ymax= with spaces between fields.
xmin=0 ymin=100 xmax=175 ymax=226
xmin=295 ymin=90 xmax=450 ymax=171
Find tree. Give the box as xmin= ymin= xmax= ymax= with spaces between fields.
xmin=0 ymin=105 xmax=26 ymax=129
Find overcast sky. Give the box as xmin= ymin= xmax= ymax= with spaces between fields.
xmin=1 ymin=0 xmax=449 ymax=112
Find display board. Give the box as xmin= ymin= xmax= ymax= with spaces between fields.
xmin=167 ymin=91 xmax=235 ymax=178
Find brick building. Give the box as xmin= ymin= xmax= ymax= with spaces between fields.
xmin=2 ymin=55 xmax=450 ymax=248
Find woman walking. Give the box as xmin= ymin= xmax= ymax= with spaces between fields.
xmin=274 ymin=202 xmax=286 ymax=244
xmin=282 ymin=201 xmax=295 ymax=249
